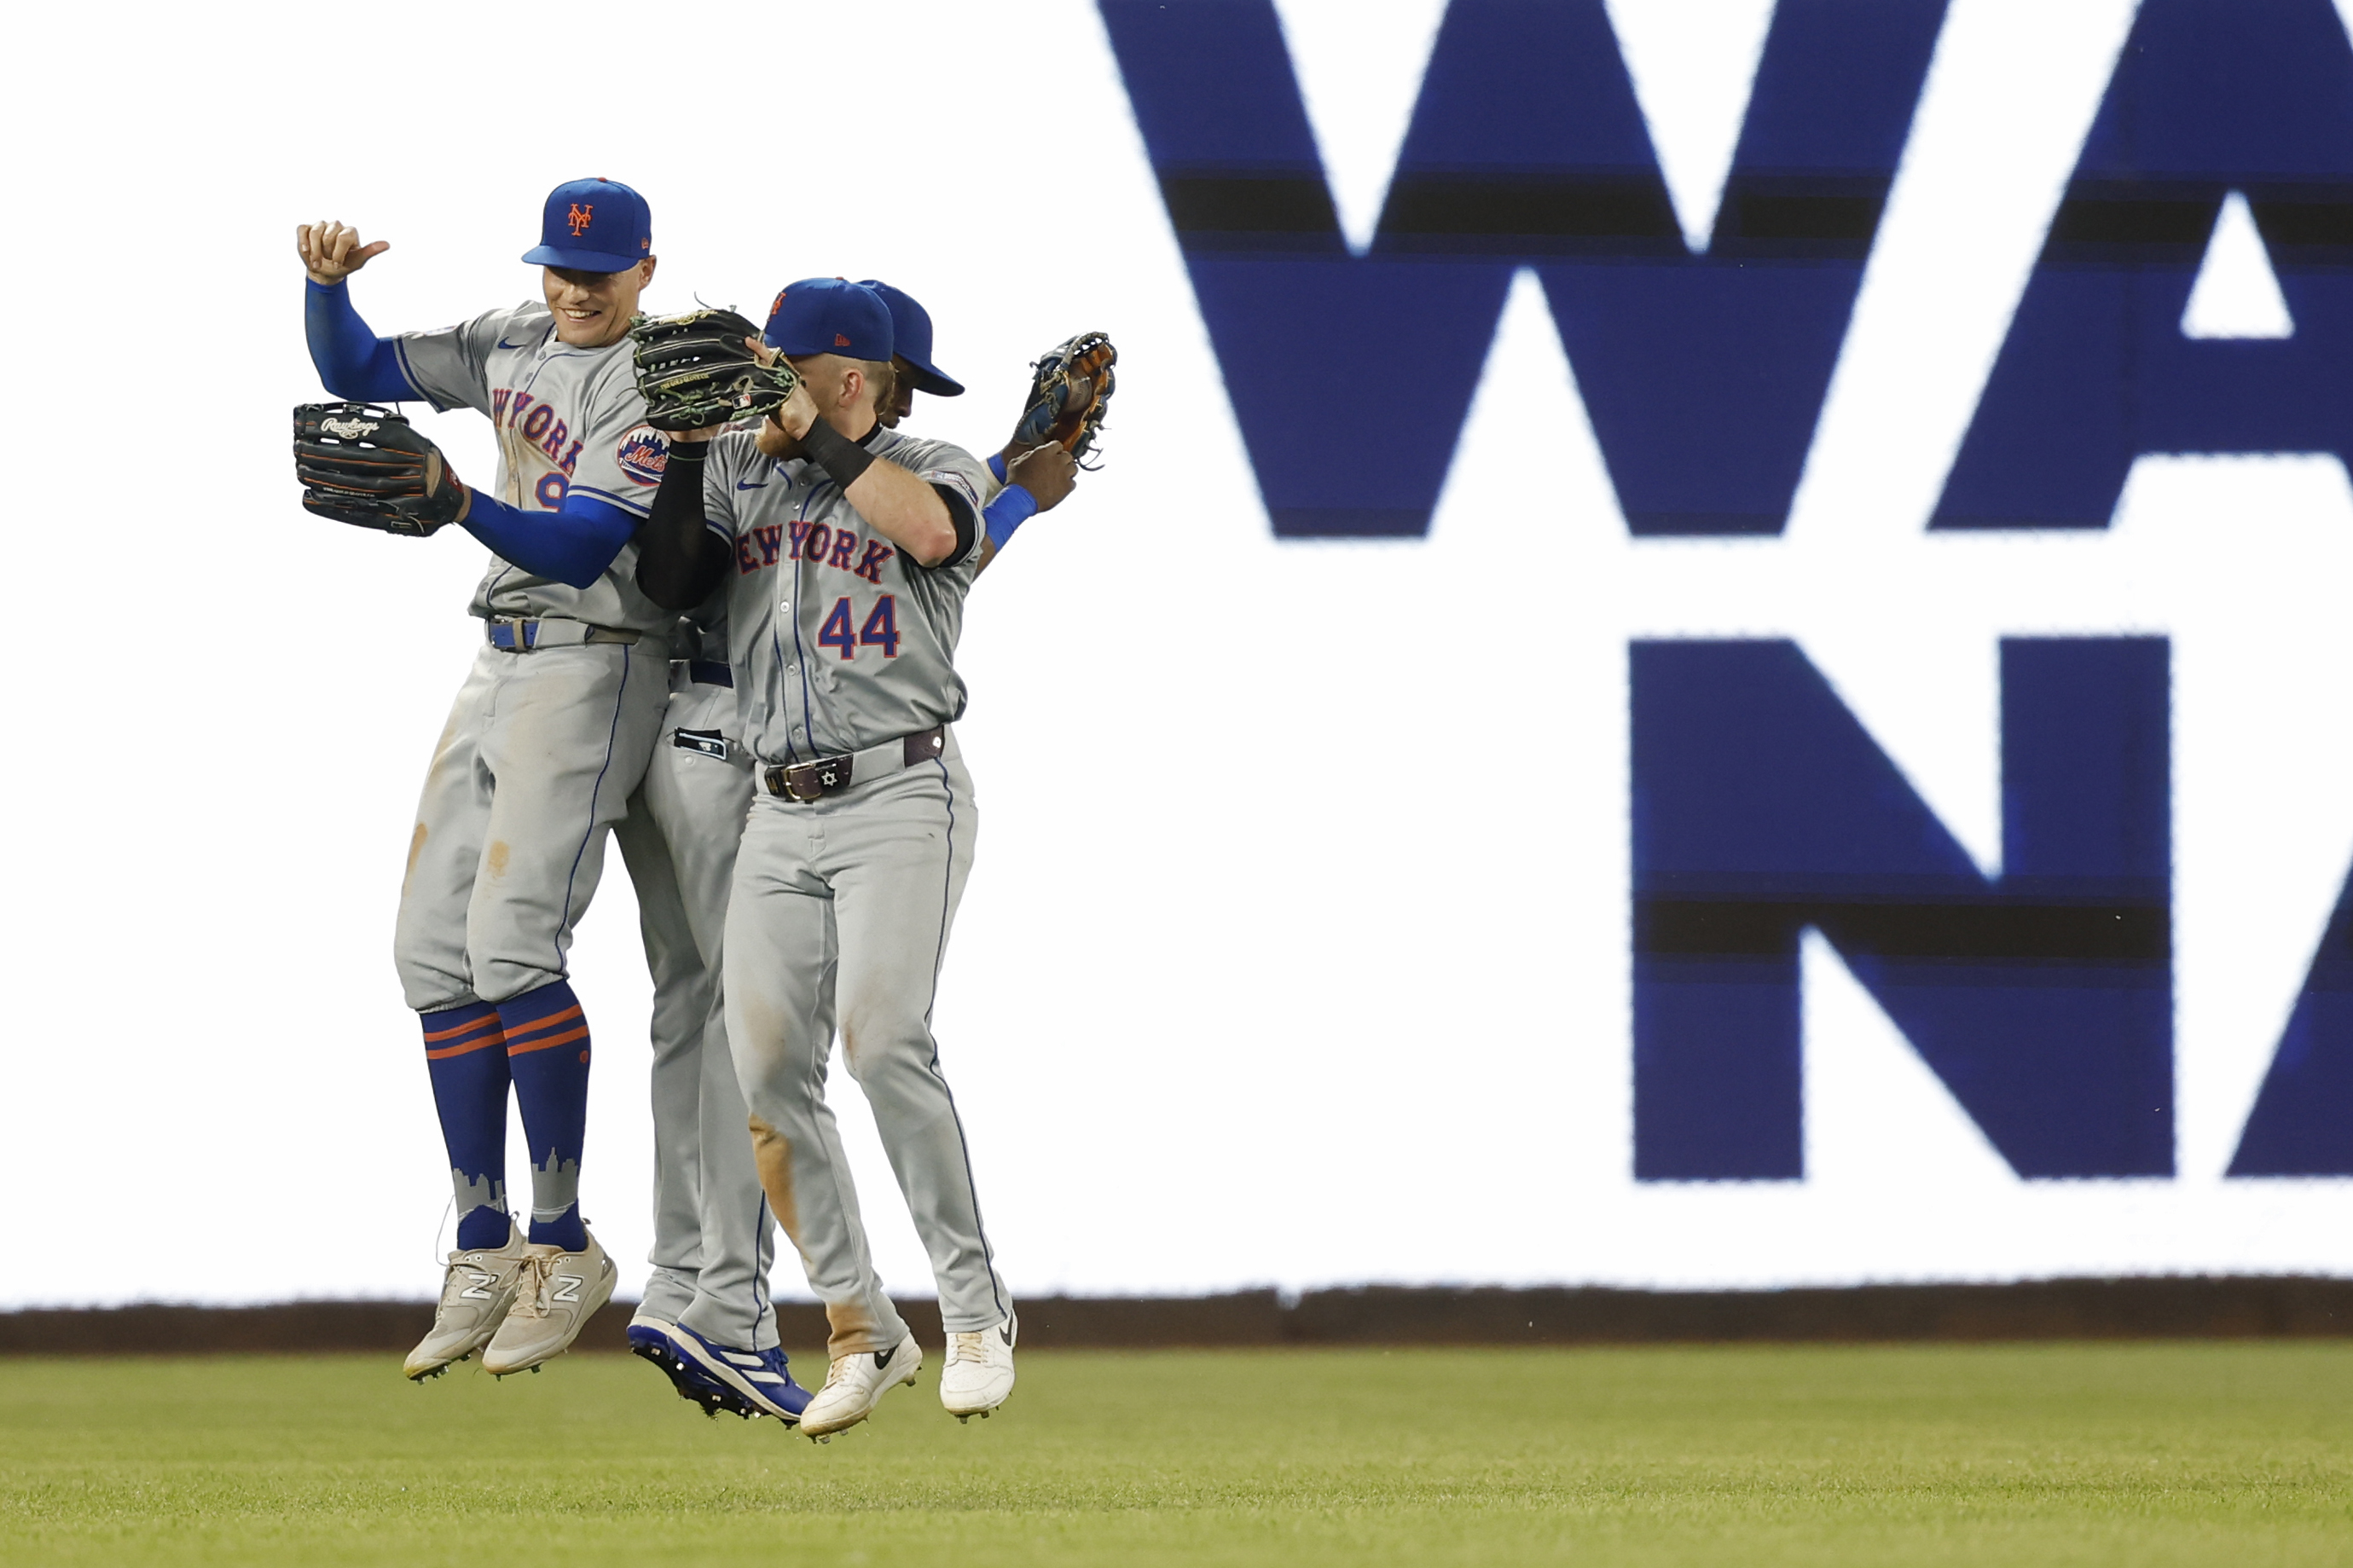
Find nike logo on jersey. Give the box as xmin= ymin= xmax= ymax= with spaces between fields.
xmin=736 ymin=479 xmax=768 ymax=489
xmin=496 ymin=338 xmax=526 ymax=350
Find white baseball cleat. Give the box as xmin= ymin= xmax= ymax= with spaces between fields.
xmin=939 ymin=1313 xmax=1017 ymax=1421
xmin=799 ymin=1335 xmax=922 ymax=1438
xmin=405 ymin=1224 xmax=531 ymax=1380
xmin=480 ymin=1230 xmax=617 ymax=1376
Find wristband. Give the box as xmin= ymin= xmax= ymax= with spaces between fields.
xmin=664 ymin=438 xmax=710 ymax=464
xmin=984 ymin=483 xmax=1039 ymax=552
xmin=797 ymin=419 xmax=875 ymax=488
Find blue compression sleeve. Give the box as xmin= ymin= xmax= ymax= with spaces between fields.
xmin=983 ymin=484 xmax=1039 ymax=553
xmin=461 ymin=492 xmax=640 ymax=590
xmin=304 ymin=279 xmax=415 ymax=403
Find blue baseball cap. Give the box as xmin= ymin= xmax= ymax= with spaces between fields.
xmin=860 ymin=280 xmax=964 ymax=396
xmin=763 ymin=278 xmax=894 ymax=360
xmin=521 ymin=177 xmax=652 ymax=272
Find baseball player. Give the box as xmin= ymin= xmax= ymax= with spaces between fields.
xmin=609 ymin=605 xmax=808 ymax=1420
xmin=296 ymin=178 xmax=704 ymax=1383
xmin=633 ymin=278 xmax=1016 ymax=1437
xmin=611 ymin=282 xmax=1088 ymax=1425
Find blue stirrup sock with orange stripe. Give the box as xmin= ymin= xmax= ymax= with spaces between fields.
xmin=499 ymin=980 xmax=593 ymax=1253
xmin=420 ymin=1001 xmax=513 ymax=1253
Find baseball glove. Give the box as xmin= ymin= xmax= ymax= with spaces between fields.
xmin=629 ymin=308 xmax=801 ymax=431
xmin=292 ymin=402 xmax=468 ymax=536
xmin=1011 ymin=332 xmax=1116 ymax=466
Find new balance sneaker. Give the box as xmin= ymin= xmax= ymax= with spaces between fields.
xmin=481 ymin=1230 xmax=617 ymax=1375
xmin=404 ymin=1224 xmax=531 ymax=1380
xmin=664 ymin=1320 xmax=813 ymax=1423
xmin=939 ymin=1313 xmax=1017 ymax=1421
xmin=799 ymin=1335 xmax=922 ymax=1438
xmin=628 ymin=1311 xmax=758 ymax=1419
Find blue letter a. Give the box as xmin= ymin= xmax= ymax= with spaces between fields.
xmin=1934 ymin=0 xmax=2353 ymax=529
xmin=1631 ymin=639 xmax=2172 ymax=1180
xmin=1097 ymin=0 xmax=1946 ymax=537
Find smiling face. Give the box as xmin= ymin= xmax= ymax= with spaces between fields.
xmin=541 ymin=258 xmax=655 ymax=348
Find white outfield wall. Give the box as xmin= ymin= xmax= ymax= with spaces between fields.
xmin=3 ymin=0 xmax=2351 ymax=1306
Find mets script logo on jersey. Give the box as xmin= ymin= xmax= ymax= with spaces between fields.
xmin=568 ymin=202 xmax=593 ymax=235
xmin=617 ymin=426 xmax=669 ymax=486
xmin=321 ymin=417 xmax=379 ymax=439
xmin=736 ymin=518 xmax=895 ymax=584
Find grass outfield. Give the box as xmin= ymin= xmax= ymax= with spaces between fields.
xmin=2 ymin=1345 xmax=2349 ymax=1565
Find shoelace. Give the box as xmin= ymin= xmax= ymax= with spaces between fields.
xmin=948 ymin=1331 xmax=988 ymax=1366
xmin=507 ymin=1253 xmax=553 ymax=1320
xmin=820 ymin=1356 xmax=862 ymax=1391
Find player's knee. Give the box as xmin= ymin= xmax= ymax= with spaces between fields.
xmin=723 ymin=994 xmax=813 ymax=1084
xmin=837 ymin=1007 xmax=934 ymax=1085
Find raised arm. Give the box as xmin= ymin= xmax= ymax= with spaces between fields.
xmin=635 ymin=434 xmax=733 ymax=610
xmin=768 ymin=376 xmax=970 ymax=568
xmin=296 ymin=221 xmax=414 ymax=403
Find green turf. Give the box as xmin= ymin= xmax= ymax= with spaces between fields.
xmin=1 ymin=1345 xmax=2349 ymax=1566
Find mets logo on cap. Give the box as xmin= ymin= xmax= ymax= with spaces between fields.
xmin=617 ymin=425 xmax=669 ymax=485
xmin=522 ymin=177 xmax=652 ymax=274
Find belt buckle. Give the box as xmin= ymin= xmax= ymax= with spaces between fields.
xmin=779 ymin=755 xmax=849 ymax=802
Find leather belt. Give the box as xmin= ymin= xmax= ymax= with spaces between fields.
xmin=762 ymin=727 xmax=947 ymax=803
xmin=487 ymin=618 xmax=640 ymax=651
xmin=687 ymin=660 xmax=733 ymax=688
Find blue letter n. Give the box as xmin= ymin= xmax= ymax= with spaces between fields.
xmin=1631 ymin=639 xmax=2172 ymax=1180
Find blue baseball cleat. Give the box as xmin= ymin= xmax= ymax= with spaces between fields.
xmin=628 ymin=1312 xmax=757 ymax=1420
xmin=663 ymin=1319 xmax=813 ymax=1424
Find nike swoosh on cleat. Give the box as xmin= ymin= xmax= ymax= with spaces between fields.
xmin=873 ymin=1350 xmax=895 ymax=1372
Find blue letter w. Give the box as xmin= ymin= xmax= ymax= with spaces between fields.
xmin=1631 ymin=639 xmax=2173 ymax=1180
xmin=1098 ymin=0 xmax=1946 ymax=537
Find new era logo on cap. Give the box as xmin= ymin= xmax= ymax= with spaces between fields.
xmin=835 ymin=333 xmax=850 ymax=347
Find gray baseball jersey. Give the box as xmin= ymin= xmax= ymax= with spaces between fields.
xmin=394 ymin=302 xmax=675 ymax=635
xmin=698 ymin=425 xmax=1010 ymax=1350
xmin=698 ymin=428 xmax=989 ymax=762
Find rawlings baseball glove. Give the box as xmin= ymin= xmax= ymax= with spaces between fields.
xmin=629 ymin=308 xmax=801 ymax=431
xmin=1011 ymin=332 xmax=1116 ymax=466
xmin=292 ymin=402 xmax=468 ymax=536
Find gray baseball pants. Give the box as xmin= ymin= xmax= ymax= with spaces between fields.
xmin=613 ymin=668 xmax=789 ymax=1350
xmin=394 ymin=639 xmax=666 ymax=1011
xmin=724 ymin=742 xmax=1011 ymax=1356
